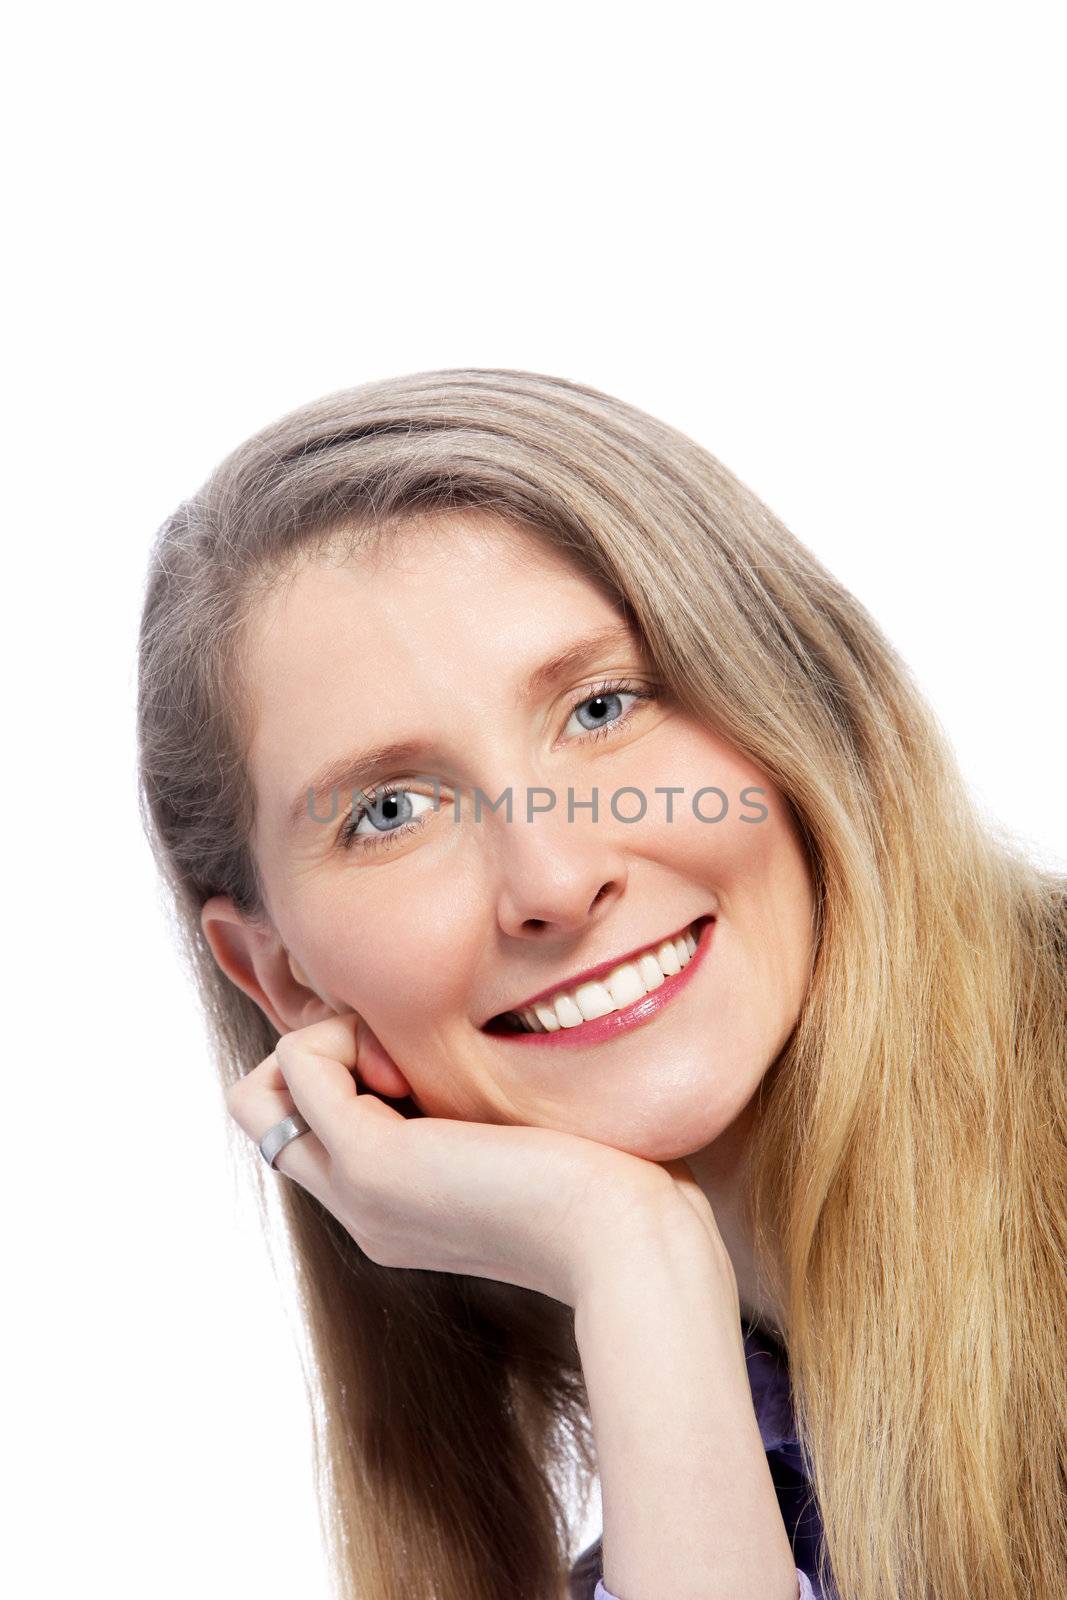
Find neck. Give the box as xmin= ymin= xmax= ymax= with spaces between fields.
xmin=683 ymin=1090 xmax=788 ymax=1345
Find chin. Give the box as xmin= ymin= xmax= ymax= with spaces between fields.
xmin=624 ymin=1071 xmax=767 ymax=1160
xmin=568 ymin=1099 xmax=734 ymax=1163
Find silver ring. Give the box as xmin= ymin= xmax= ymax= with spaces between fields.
xmin=259 ymin=1112 xmax=312 ymax=1171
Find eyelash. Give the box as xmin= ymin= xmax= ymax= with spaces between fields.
xmin=337 ymin=678 xmax=657 ymax=853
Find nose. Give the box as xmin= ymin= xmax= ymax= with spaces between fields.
xmin=490 ymin=799 xmax=628 ymax=939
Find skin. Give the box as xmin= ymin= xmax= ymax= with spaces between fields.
xmin=202 ymin=511 xmax=817 ymax=1333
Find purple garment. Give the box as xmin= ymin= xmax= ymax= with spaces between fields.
xmin=594 ymin=1572 xmax=815 ymax=1600
xmin=571 ymin=1314 xmax=835 ymax=1600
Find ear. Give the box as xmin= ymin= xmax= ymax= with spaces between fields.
xmin=199 ymin=895 xmax=416 ymax=1100
xmin=200 ymin=895 xmax=336 ymax=1036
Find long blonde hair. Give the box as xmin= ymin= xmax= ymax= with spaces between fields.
xmin=136 ymin=369 xmax=1066 ymax=1600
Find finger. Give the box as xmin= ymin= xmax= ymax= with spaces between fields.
xmin=274 ymin=1013 xmax=397 ymax=1164
xmin=227 ymin=1051 xmax=332 ymax=1192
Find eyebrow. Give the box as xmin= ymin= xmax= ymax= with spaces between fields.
xmin=284 ymin=621 xmax=638 ymax=835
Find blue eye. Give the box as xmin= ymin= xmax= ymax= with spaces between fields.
xmin=564 ymin=683 xmax=647 ymax=740
xmin=337 ymin=678 xmax=656 ymax=853
xmin=338 ymin=785 xmax=437 ymax=851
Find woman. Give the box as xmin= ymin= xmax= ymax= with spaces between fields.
xmin=136 ymin=368 xmax=1066 ymax=1600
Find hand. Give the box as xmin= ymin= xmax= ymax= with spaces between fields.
xmin=226 ymin=1011 xmax=689 ymax=1309
xmin=656 ymin=1156 xmax=739 ymax=1290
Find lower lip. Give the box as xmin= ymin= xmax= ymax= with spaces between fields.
xmin=484 ymin=917 xmax=716 ymax=1048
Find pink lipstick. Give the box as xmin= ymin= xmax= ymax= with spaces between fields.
xmin=482 ymin=915 xmax=716 ymax=1049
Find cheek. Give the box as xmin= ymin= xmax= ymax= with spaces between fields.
xmin=723 ymin=810 xmax=816 ymax=1017
xmin=645 ymin=748 xmax=813 ymax=1005
xmin=303 ymin=881 xmax=481 ymax=1023
xmin=637 ymin=733 xmax=774 ymax=864
xmin=298 ymin=894 xmax=498 ymax=1119
xmin=649 ymin=784 xmax=784 ymax=889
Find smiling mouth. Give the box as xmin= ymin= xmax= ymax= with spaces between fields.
xmin=483 ymin=915 xmax=715 ymax=1034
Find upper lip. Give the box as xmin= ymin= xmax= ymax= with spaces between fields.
xmin=481 ymin=913 xmax=714 ymax=1026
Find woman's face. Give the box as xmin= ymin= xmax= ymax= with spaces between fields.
xmin=205 ymin=512 xmax=816 ymax=1163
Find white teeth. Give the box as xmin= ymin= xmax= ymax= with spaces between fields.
xmin=554 ymin=993 xmax=585 ymax=1029
xmin=574 ymin=980 xmax=617 ymax=1021
xmin=637 ymin=952 xmax=666 ymax=991
xmin=508 ymin=921 xmax=705 ymax=1031
xmin=656 ymin=938 xmax=681 ymax=976
xmin=606 ymin=963 xmax=648 ymax=1010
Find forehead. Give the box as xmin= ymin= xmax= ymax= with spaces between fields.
xmin=249 ymin=512 xmax=600 ymax=646
xmin=245 ymin=513 xmax=626 ymax=678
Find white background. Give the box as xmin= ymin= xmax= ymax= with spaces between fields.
xmin=4 ymin=3 xmax=1064 ymax=1595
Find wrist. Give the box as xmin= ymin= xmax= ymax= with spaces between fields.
xmin=568 ymin=1186 xmax=794 ymax=1600
xmin=571 ymin=1181 xmax=739 ymax=1323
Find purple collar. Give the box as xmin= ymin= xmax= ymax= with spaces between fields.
xmin=741 ymin=1314 xmax=819 ymax=1481
xmin=741 ymin=1315 xmax=831 ymax=1589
